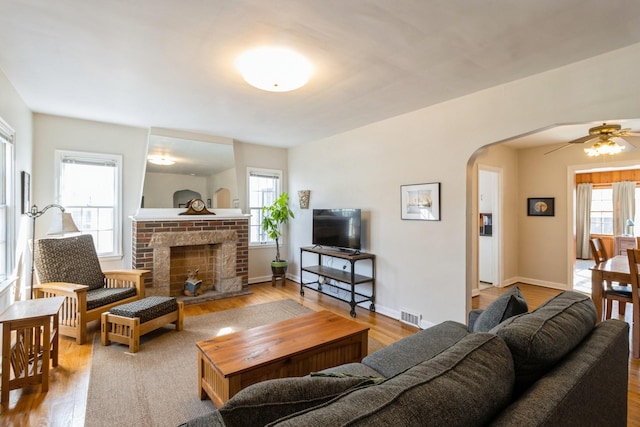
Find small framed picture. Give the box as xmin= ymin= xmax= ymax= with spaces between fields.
xmin=527 ymin=197 xmax=554 ymax=216
xmin=207 ymin=198 xmax=212 ymax=208
xmin=401 ymin=182 xmax=441 ymax=221
xmin=21 ymin=171 xmax=30 ymax=214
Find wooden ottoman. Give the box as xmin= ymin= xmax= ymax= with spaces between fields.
xmin=101 ymin=296 xmax=184 ymax=353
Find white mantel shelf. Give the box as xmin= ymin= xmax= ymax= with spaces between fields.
xmin=130 ymin=208 xmax=250 ymax=222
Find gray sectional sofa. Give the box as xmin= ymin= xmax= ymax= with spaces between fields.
xmin=183 ymin=290 xmax=629 ymax=426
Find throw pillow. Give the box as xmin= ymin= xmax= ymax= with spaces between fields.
xmin=489 ymin=291 xmax=597 ymax=394
xmin=218 ymin=376 xmax=375 ymax=427
xmin=471 ymin=285 xmax=528 ymax=332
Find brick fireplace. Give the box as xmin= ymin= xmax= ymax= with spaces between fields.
xmin=131 ymin=209 xmax=250 ymax=304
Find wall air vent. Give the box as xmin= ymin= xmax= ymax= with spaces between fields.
xmin=400 ymin=309 xmax=421 ymax=328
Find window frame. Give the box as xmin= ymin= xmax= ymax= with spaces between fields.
xmin=0 ymin=117 xmax=14 ymax=290
xmin=247 ymin=167 xmax=283 ymax=247
xmin=590 ymin=187 xmax=614 ymax=235
xmin=54 ymin=150 xmax=123 ymax=259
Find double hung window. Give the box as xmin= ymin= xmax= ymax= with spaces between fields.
xmin=0 ymin=119 xmax=13 ymax=284
xmin=248 ymin=168 xmax=282 ymax=246
xmin=56 ymin=150 xmax=122 ymax=257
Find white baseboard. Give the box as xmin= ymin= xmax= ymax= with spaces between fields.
xmin=512 ymin=277 xmax=570 ymax=291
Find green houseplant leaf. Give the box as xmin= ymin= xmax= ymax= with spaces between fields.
xmin=262 ymin=192 xmax=295 ymax=262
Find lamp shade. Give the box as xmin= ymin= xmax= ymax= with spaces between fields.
xmin=47 ymin=212 xmax=80 ymax=235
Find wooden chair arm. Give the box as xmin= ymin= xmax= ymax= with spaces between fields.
xmin=103 ymin=269 xmax=149 ymax=297
xmin=34 ymin=282 xmax=89 ymax=298
xmin=34 ymin=282 xmax=89 ymax=344
xmin=103 ymin=269 xmax=150 ymax=279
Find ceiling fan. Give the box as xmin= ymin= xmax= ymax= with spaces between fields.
xmin=544 ymin=123 xmax=640 ymax=156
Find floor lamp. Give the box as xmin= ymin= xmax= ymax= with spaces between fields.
xmin=26 ymin=204 xmax=80 ymax=299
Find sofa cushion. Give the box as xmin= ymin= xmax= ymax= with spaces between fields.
xmin=319 ymin=362 xmax=386 ymax=378
xmin=471 ymin=285 xmax=528 ymax=332
xmin=362 ymin=320 xmax=469 ymax=378
xmin=218 ymin=376 xmax=376 ymax=427
xmin=489 ymin=291 xmax=596 ymax=393
xmin=270 ymin=333 xmax=514 ymax=427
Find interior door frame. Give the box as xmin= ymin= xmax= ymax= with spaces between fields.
xmin=478 ymin=164 xmax=503 ymax=288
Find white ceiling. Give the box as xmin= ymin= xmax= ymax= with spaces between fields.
xmin=2 ymin=0 xmax=640 ymax=148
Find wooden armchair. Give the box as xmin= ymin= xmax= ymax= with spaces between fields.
xmin=33 ymin=234 xmax=148 ymax=344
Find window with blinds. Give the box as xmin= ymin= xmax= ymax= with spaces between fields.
xmin=56 ymin=150 xmax=122 ymax=257
xmin=0 ymin=119 xmax=14 ymax=284
xmin=248 ymin=168 xmax=282 ymax=245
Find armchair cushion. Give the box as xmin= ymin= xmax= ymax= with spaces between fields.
xmin=35 ymin=235 xmax=105 ymax=290
xmin=86 ymin=287 xmax=138 ymax=311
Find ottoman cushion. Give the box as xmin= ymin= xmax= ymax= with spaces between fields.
xmin=110 ymin=296 xmax=178 ymax=323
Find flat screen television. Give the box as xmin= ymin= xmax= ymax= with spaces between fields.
xmin=312 ymin=209 xmax=361 ymax=251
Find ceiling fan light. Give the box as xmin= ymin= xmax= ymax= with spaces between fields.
xmin=584 ymin=139 xmax=625 ymax=157
xmin=235 ymin=47 xmax=313 ymax=92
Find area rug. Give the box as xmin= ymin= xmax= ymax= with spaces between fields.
xmin=85 ymin=299 xmax=383 ymax=427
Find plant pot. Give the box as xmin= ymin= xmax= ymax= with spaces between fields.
xmin=271 ymin=260 xmax=288 ymax=275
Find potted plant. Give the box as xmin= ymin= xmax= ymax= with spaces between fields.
xmin=262 ymin=192 xmax=295 ymax=274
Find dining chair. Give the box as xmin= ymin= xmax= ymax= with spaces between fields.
xmin=590 ymin=237 xmax=632 ymax=319
xmin=626 ymin=248 xmax=640 ymax=358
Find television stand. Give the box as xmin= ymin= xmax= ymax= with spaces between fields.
xmin=299 ymin=246 xmax=375 ymax=317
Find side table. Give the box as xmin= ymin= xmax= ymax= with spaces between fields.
xmin=0 ymin=296 xmax=64 ymax=405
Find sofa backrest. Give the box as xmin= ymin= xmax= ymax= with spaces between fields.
xmin=488 ymin=291 xmax=597 ymax=393
xmin=489 ymin=319 xmax=629 ymax=427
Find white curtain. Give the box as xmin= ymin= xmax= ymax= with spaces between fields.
xmin=612 ymin=181 xmax=636 ymax=236
xmin=576 ymin=183 xmax=592 ymax=259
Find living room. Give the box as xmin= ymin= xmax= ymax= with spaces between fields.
xmin=2 ymin=1 xmax=640 ymax=425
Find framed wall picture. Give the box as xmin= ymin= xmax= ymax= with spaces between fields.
xmin=527 ymin=197 xmax=554 ymax=216
xmin=401 ymin=182 xmax=441 ymax=221
xmin=21 ymin=171 xmax=30 ymax=214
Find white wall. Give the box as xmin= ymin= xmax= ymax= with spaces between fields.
xmin=0 ymin=68 xmax=33 ymax=303
xmin=33 ymin=114 xmax=148 ymax=270
xmin=288 ymin=42 xmax=640 ymax=326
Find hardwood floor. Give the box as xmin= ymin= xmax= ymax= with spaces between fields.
xmin=0 ymin=281 xmax=638 ymax=426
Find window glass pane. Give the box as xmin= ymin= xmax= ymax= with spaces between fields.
xmin=57 ymin=151 xmax=120 ymax=256
xmin=0 ymin=123 xmax=13 ymax=283
xmin=590 ymin=188 xmax=613 ymax=235
xmin=248 ymin=169 xmax=281 ymax=245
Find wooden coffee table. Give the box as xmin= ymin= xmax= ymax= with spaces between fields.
xmin=196 ymin=309 xmax=369 ymax=406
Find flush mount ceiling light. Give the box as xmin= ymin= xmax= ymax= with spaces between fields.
xmin=583 ymin=138 xmax=625 ymax=157
xmin=235 ymin=47 xmax=313 ymax=92
xmin=147 ymin=155 xmax=175 ymax=165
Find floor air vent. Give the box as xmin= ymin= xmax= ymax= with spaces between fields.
xmin=400 ymin=310 xmax=421 ymax=328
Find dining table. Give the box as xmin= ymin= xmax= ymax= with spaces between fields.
xmin=590 ymin=254 xmax=638 ymax=357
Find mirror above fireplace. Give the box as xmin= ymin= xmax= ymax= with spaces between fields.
xmin=142 ymin=128 xmax=238 ymax=209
